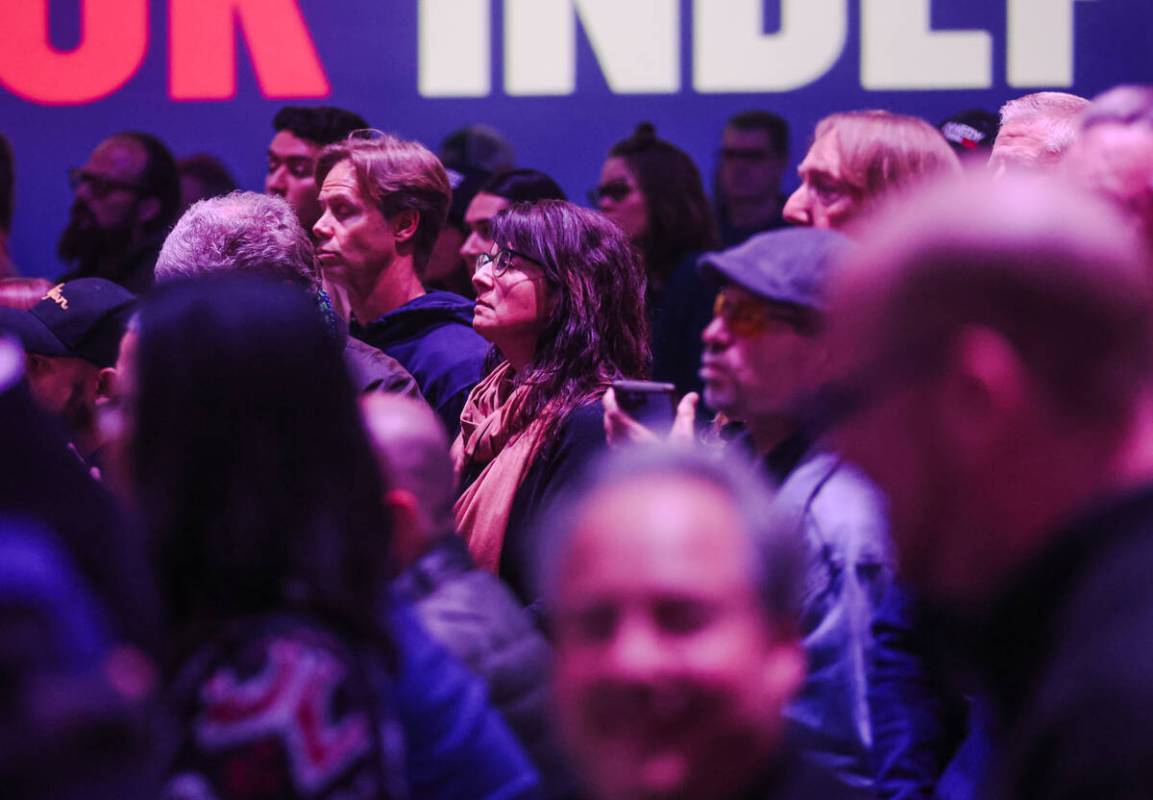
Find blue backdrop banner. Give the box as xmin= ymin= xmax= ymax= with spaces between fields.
xmin=2 ymin=0 xmax=1151 ymax=276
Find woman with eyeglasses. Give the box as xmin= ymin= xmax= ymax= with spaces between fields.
xmin=592 ymin=123 xmax=720 ymax=400
xmin=455 ymin=199 xmax=649 ymax=605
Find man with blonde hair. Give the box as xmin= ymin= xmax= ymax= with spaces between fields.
xmin=314 ymin=133 xmax=488 ymax=435
xmin=783 ymin=110 xmax=960 ymax=232
xmin=988 ymin=91 xmax=1089 ymax=177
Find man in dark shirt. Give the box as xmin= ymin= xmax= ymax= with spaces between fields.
xmin=715 ymin=110 xmax=790 ymax=247
xmin=824 ymin=173 xmax=1153 ymax=799
xmin=313 ymin=133 xmax=488 ymax=436
xmin=57 ymin=132 xmax=180 ymax=293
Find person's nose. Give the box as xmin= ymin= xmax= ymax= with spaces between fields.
xmin=266 ymin=166 xmax=287 ymax=196
xmin=783 ymin=184 xmax=811 ymax=226
xmin=603 ymin=615 xmax=666 ymax=682
xmin=702 ymin=313 xmax=731 ymax=352
xmin=460 ymin=231 xmax=486 ymax=263
xmin=471 ymin=256 xmax=494 ymax=294
xmin=312 ymin=209 xmax=334 ymax=242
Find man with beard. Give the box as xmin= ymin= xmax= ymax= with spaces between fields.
xmin=544 ymin=446 xmax=864 ymax=800
xmin=58 ymin=133 xmax=180 ymax=293
xmin=0 ymin=278 xmax=134 ymax=472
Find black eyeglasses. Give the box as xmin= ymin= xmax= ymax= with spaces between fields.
xmin=587 ymin=180 xmax=633 ymax=206
xmin=68 ymin=168 xmax=143 ymax=199
xmin=475 ymin=246 xmax=545 ymax=277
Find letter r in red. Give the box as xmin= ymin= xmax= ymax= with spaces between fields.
xmin=170 ymin=0 xmax=330 ymax=100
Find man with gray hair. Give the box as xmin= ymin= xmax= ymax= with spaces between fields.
xmin=154 ymin=191 xmax=418 ymax=396
xmin=1066 ymin=84 xmax=1153 ymax=248
xmin=543 ymin=445 xmax=862 ymax=800
xmin=988 ymin=91 xmax=1089 ymax=177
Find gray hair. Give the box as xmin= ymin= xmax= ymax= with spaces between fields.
xmin=1000 ymin=91 xmax=1090 ymax=162
xmin=1082 ymin=84 xmax=1153 ymax=130
xmin=535 ymin=444 xmax=804 ymax=627
xmin=154 ymin=191 xmax=319 ymax=289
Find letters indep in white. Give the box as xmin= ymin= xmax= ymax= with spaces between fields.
xmin=417 ymin=0 xmax=1092 ymax=98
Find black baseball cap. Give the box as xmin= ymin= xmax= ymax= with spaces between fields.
xmin=0 ymin=278 xmax=135 ymax=367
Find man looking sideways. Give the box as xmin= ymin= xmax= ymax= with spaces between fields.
xmin=313 ymin=132 xmax=488 ymax=436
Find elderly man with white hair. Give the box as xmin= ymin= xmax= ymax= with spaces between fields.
xmin=154 ymin=190 xmax=419 ymax=396
xmin=987 ymin=91 xmax=1089 ymax=177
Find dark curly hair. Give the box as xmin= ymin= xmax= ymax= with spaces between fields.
xmin=490 ymin=200 xmax=650 ymax=444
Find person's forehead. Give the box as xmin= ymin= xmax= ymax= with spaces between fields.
xmin=268 ymin=130 xmax=322 ymax=159
xmin=798 ymin=132 xmax=842 ymax=176
xmin=722 ymin=282 xmax=770 ymax=306
xmin=724 ymin=126 xmax=774 ymax=150
xmin=318 ymin=160 xmax=364 ymax=199
xmin=600 ymin=156 xmax=636 ymax=183
xmin=465 ymin=192 xmax=509 ymax=224
xmin=87 ymin=137 xmax=147 ymax=180
xmin=558 ymin=476 xmax=753 ymax=599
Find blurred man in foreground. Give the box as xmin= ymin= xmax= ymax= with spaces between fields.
xmin=544 ymin=446 xmax=865 ymax=800
xmin=826 ymin=174 xmax=1153 ymax=798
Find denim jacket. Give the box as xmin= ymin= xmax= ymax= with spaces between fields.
xmin=770 ymin=448 xmax=894 ymax=790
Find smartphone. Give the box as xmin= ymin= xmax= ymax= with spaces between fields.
xmin=611 ymin=379 xmax=677 ymax=434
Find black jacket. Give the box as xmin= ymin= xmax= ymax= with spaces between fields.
xmin=353 ymin=291 xmax=489 ymax=437
xmin=493 ymin=401 xmax=608 ymax=607
xmin=927 ymin=486 xmax=1153 ymax=799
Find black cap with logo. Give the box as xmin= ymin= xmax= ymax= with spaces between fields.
xmin=0 ymin=278 xmax=135 ymax=367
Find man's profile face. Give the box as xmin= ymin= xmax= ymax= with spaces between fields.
xmin=266 ymin=130 xmax=324 ymax=231
xmin=718 ymin=127 xmax=784 ymax=204
xmin=700 ymin=284 xmax=825 ymax=424
xmin=314 ymin=159 xmax=398 ymax=297
xmin=553 ymin=475 xmax=800 ymax=800
xmin=24 ymin=352 xmax=101 ymax=429
xmin=782 ymin=132 xmax=861 ymax=230
xmin=460 ymin=192 xmax=510 ymax=264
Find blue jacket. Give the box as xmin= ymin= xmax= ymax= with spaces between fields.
xmin=388 ymin=601 xmax=542 ymax=800
xmin=353 ymin=291 xmax=489 ymax=437
xmin=870 ymin=584 xmax=990 ymax=800
xmin=767 ymin=446 xmax=894 ymax=790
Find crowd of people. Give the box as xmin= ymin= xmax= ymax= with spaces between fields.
xmin=2 ymin=85 xmax=1153 ymax=799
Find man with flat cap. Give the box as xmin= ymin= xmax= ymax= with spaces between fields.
xmin=0 ymin=277 xmax=134 ymax=471
xmin=605 ymin=227 xmax=893 ymax=790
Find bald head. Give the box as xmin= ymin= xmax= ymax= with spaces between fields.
xmin=360 ymin=394 xmax=455 ymax=551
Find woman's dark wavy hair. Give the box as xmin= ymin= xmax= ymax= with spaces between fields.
xmin=609 ymin=122 xmax=719 ymax=284
xmin=130 ymin=278 xmax=392 ymax=649
xmin=490 ymin=200 xmax=650 ymax=445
